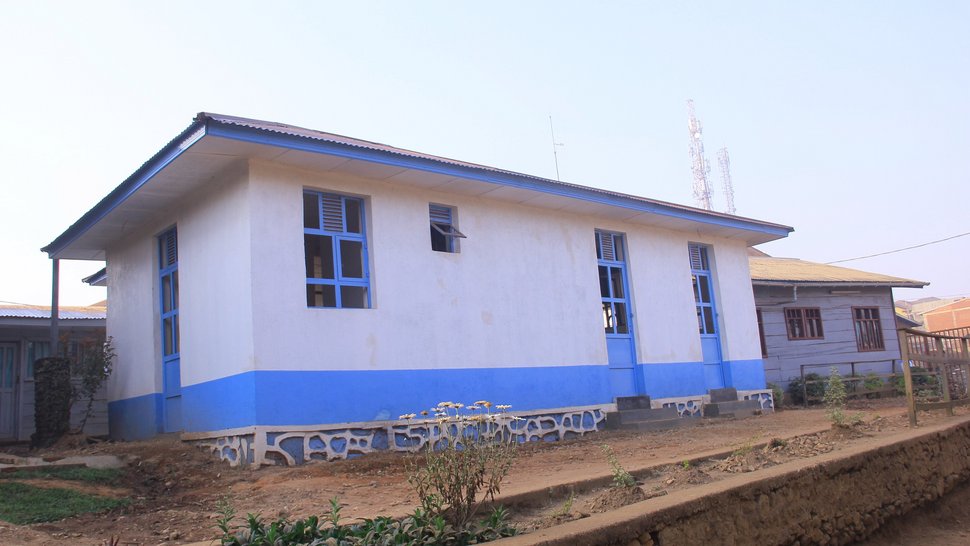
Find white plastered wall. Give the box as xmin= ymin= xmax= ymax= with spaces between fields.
xmin=106 ymin=162 xmax=255 ymax=399
xmin=106 ymin=233 xmax=159 ymax=401
xmin=245 ymin=161 xmax=761 ymax=372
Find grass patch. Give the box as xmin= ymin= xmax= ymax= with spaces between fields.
xmin=0 ymin=482 xmax=128 ymax=524
xmin=0 ymin=467 xmax=122 ymax=484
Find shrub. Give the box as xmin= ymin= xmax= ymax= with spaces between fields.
xmin=787 ymin=373 xmax=825 ymax=405
xmin=894 ymin=366 xmax=940 ymax=399
xmin=406 ymin=401 xmax=518 ymax=530
xmin=601 ymin=445 xmax=636 ymax=488
xmin=824 ymin=367 xmax=847 ymax=426
xmin=216 ymin=496 xmax=515 ymax=545
xmin=862 ymin=373 xmax=884 ymax=398
xmin=767 ymin=382 xmax=784 ymax=409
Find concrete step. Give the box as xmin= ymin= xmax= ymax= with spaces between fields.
xmin=605 ymin=406 xmax=682 ymax=429
xmin=702 ymin=399 xmax=763 ymax=419
xmin=615 ymin=396 xmax=653 ymax=410
xmin=614 ymin=417 xmax=700 ymax=432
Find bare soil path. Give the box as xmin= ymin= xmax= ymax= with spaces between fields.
xmin=0 ymin=399 xmax=963 ymax=546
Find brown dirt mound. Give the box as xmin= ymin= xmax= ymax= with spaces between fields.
xmin=588 ymin=486 xmax=647 ymax=512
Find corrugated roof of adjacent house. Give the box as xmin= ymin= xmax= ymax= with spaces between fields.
xmin=749 ymin=257 xmax=928 ymax=288
xmin=0 ymin=303 xmax=106 ymax=320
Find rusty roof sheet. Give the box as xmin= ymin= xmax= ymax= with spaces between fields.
xmin=0 ymin=303 xmax=106 ymax=320
xmin=749 ymin=257 xmax=928 ymax=288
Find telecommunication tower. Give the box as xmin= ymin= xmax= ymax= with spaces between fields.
xmin=686 ymin=99 xmax=713 ymax=211
xmin=717 ymin=147 xmax=736 ymax=215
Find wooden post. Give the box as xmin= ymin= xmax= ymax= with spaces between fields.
xmin=935 ymin=337 xmax=953 ymax=416
xmin=50 ymin=258 xmax=60 ymax=355
xmin=801 ymin=365 xmax=808 ymax=408
xmin=898 ymin=329 xmax=917 ymax=427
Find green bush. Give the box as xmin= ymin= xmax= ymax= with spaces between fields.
xmin=787 ymin=373 xmax=825 ymax=405
xmin=216 ymin=497 xmax=516 ymax=546
xmin=767 ymin=382 xmax=784 ymax=409
xmin=894 ymin=366 xmax=940 ymax=398
xmin=823 ymin=368 xmax=848 ymax=425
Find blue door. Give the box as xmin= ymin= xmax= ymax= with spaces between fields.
xmin=689 ymin=244 xmax=724 ymax=389
xmin=159 ymin=228 xmax=182 ymax=432
xmin=597 ymin=231 xmax=640 ymax=398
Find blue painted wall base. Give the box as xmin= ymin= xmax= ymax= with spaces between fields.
xmin=107 ymin=359 xmax=768 ymax=438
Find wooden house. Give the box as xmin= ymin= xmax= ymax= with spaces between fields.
xmin=749 ymin=257 xmax=927 ymax=389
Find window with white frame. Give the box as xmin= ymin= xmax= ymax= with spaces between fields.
xmin=429 ymin=203 xmax=465 ymax=253
xmin=303 ymin=191 xmax=370 ymax=308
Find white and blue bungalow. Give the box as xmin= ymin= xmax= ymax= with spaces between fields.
xmin=43 ymin=113 xmax=792 ymax=465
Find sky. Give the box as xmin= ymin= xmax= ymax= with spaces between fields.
xmin=1 ymin=1 xmax=967 ymax=307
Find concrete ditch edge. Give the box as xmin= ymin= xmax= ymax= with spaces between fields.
xmin=496 ymin=415 xmax=970 ymax=546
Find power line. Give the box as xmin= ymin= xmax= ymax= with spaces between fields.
xmin=825 ymin=231 xmax=970 ymax=265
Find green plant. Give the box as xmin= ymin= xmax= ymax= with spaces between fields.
xmin=767 ymin=382 xmax=784 ymax=409
xmin=769 ymin=437 xmax=787 ymax=449
xmin=406 ymin=401 xmax=518 ymax=530
xmin=216 ymin=499 xmax=516 ymax=545
xmin=824 ymin=367 xmax=848 ymax=426
xmin=681 ymin=459 xmax=691 ymax=470
xmin=894 ymin=366 xmax=940 ymax=399
xmin=70 ymin=336 xmax=116 ymax=432
xmin=787 ymin=373 xmax=825 ymax=405
xmin=601 ymin=445 xmax=636 ymax=488
xmin=555 ymin=493 xmax=575 ymax=517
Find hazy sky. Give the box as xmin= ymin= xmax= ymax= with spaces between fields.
xmin=1 ymin=1 xmax=967 ymax=306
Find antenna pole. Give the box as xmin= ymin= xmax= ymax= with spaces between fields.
xmin=717 ymin=147 xmax=737 ymax=215
xmin=686 ymin=99 xmax=713 ymax=210
xmin=549 ymin=115 xmax=564 ymax=181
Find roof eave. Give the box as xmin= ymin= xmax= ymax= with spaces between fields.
xmin=43 ymin=112 xmax=795 ymax=259
xmin=41 ymin=117 xmax=208 ymax=259
xmin=751 ymin=280 xmax=928 ymax=289
xmin=204 ymin=118 xmax=793 ymax=243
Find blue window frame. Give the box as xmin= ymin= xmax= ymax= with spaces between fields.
xmin=303 ymin=191 xmax=370 ymax=308
xmin=159 ymin=228 xmax=180 ymax=360
xmin=429 ymin=204 xmax=465 ymax=253
xmin=688 ymin=244 xmax=716 ymax=335
xmin=596 ymin=231 xmax=630 ymax=335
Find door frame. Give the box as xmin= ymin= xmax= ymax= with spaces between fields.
xmin=689 ymin=243 xmax=725 ymax=389
xmin=597 ymin=230 xmax=643 ymax=397
xmin=158 ymin=228 xmax=182 ymax=433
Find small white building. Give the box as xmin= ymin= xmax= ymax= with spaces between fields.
xmin=43 ymin=113 xmax=792 ymax=464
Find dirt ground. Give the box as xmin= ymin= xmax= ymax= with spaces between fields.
xmin=0 ymin=399 xmax=966 ymax=546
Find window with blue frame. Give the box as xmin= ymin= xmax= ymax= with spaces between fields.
xmin=596 ymin=231 xmax=630 ymax=335
xmin=689 ymin=243 xmax=717 ymax=335
xmin=303 ymin=191 xmax=370 ymax=308
xmin=429 ymin=203 xmax=465 ymax=253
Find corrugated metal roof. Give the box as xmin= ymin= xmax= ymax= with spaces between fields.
xmin=0 ymin=304 xmax=106 ymax=320
xmin=749 ymin=257 xmax=928 ymax=288
xmin=205 ymin=113 xmax=793 ymax=232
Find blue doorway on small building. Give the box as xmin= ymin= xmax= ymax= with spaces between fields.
xmin=597 ymin=231 xmax=641 ymax=398
xmin=689 ymin=243 xmax=725 ymax=390
xmin=158 ymin=228 xmax=182 ymax=433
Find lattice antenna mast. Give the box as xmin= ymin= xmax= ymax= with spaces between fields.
xmin=686 ymin=99 xmax=713 ymax=210
xmin=717 ymin=147 xmax=736 ymax=215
